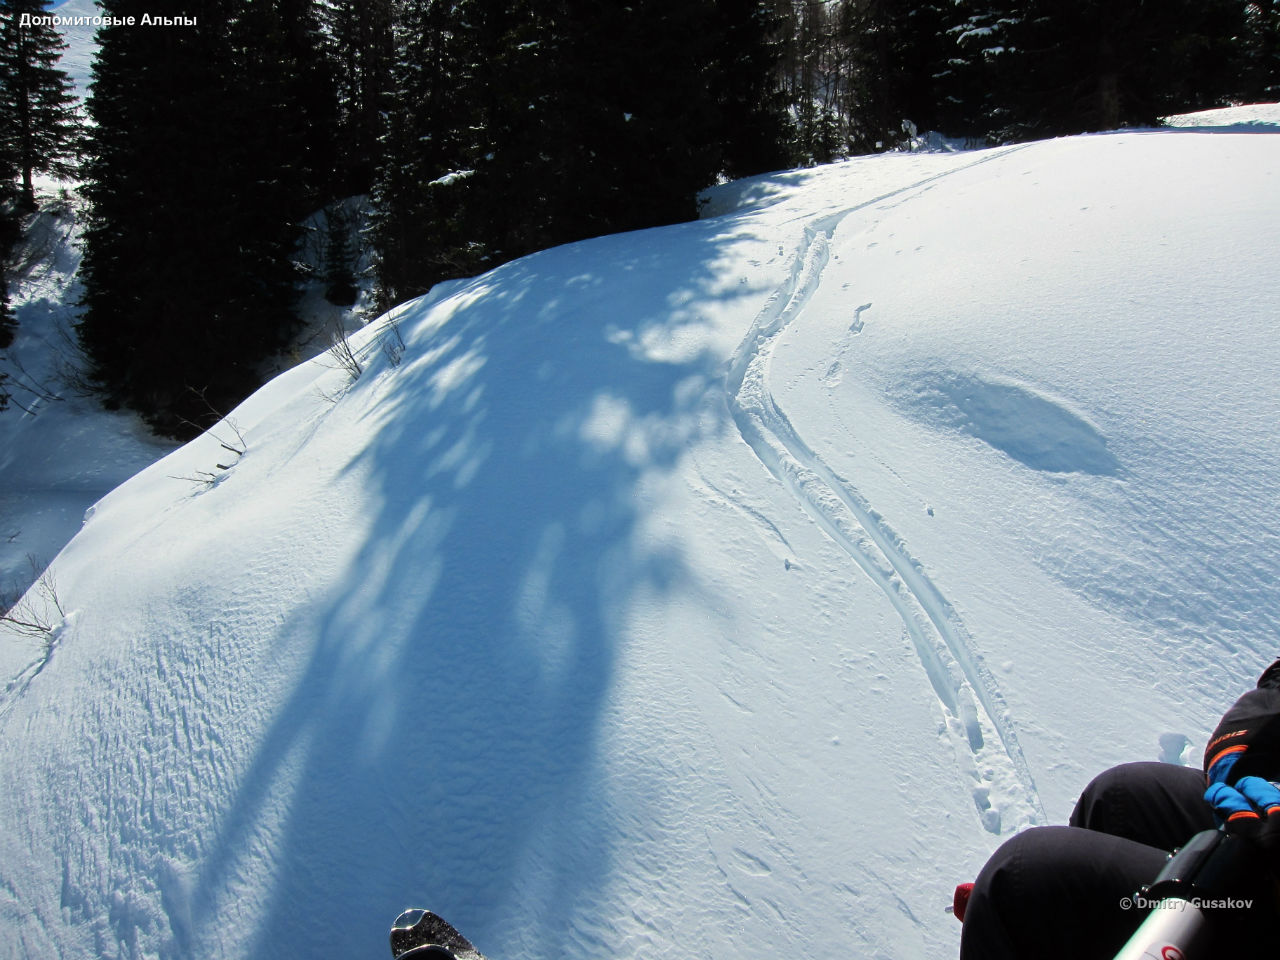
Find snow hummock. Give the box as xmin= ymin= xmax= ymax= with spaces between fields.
xmin=4 ymin=107 xmax=1280 ymax=959
xmin=1163 ymin=101 xmax=1280 ymax=132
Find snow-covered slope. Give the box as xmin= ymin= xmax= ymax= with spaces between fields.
xmin=51 ymin=0 xmax=102 ymax=102
xmin=0 ymin=183 xmax=175 ymax=609
xmin=3 ymin=113 xmax=1280 ymax=960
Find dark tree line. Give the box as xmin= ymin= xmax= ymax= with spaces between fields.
xmin=950 ymin=0 xmax=1254 ymax=142
xmin=77 ymin=0 xmax=320 ymax=434
xmin=68 ymin=0 xmax=795 ymax=435
xmin=2 ymin=0 xmax=1277 ymax=435
xmin=371 ymin=0 xmax=793 ymax=306
xmin=779 ymin=0 xmax=1278 ymax=161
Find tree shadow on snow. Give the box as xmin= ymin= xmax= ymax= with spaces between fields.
xmin=187 ymin=218 xmax=766 ymax=960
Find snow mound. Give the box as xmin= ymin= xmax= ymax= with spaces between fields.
xmin=1163 ymin=101 xmax=1280 ymax=132
xmin=892 ymin=370 xmax=1119 ymax=476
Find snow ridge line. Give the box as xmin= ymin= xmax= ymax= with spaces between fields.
xmin=726 ymin=149 xmax=1045 ymax=831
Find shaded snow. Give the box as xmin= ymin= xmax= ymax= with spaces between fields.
xmin=889 ymin=370 xmax=1119 ymax=476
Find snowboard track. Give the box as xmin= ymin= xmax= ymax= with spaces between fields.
xmin=727 ymin=147 xmax=1046 ymax=832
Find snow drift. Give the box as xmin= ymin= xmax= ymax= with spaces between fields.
xmin=3 ymin=109 xmax=1280 ymax=960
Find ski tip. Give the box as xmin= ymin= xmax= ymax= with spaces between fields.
xmin=952 ymin=882 xmax=975 ymax=923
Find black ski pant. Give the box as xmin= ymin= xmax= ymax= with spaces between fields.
xmin=959 ymin=761 xmax=1216 ymax=960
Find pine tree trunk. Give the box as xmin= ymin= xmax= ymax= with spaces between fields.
xmin=1098 ymin=71 xmax=1121 ymax=130
xmin=20 ymin=165 xmax=35 ymax=213
xmin=1097 ymin=36 xmax=1121 ymax=131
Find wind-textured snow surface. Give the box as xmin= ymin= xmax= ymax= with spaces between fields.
xmin=3 ymin=110 xmax=1280 ymax=960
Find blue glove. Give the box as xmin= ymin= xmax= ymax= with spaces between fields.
xmin=1204 ymin=776 xmax=1280 ymax=852
xmin=1203 ymin=659 xmax=1280 ymax=785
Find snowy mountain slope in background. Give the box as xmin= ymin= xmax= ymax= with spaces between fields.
xmin=50 ymin=0 xmax=102 ymax=101
xmin=3 ymin=110 xmax=1280 ymax=960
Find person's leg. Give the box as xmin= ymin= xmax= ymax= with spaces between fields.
xmin=959 ymin=825 xmax=1169 ymax=960
xmin=1070 ymin=762 xmax=1215 ymax=850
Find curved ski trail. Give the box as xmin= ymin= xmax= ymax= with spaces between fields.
xmin=727 ymin=150 xmax=1044 ymax=833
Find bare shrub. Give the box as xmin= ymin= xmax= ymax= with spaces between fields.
xmin=2 ymin=557 xmax=67 ymax=648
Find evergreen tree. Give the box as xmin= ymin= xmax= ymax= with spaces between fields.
xmin=952 ymin=0 xmax=1249 ymax=141
xmin=266 ymin=0 xmax=341 ymax=211
xmin=320 ymin=0 xmax=394 ymax=197
xmin=0 ymin=270 xmax=11 ymax=349
xmin=372 ymin=0 xmax=784 ymax=304
xmin=321 ymin=201 xmax=358 ymax=306
xmin=464 ymin=0 xmax=561 ymax=264
xmin=550 ymin=0 xmax=724 ymax=235
xmin=0 ymin=0 xmax=82 ymax=211
xmin=0 ymin=180 xmax=15 ymax=408
xmin=710 ymin=0 xmax=794 ymax=178
xmin=79 ymin=0 xmax=310 ymax=437
xmin=777 ymin=0 xmax=847 ymax=164
xmin=835 ymin=0 xmax=958 ymax=152
xmin=1241 ymin=1 xmax=1280 ymax=100
xmin=372 ymin=0 xmax=482 ymax=306
xmin=465 ymin=0 xmax=768 ymax=257
xmin=0 ymin=205 xmax=13 ymax=351
xmin=0 ymin=269 xmax=12 ymax=349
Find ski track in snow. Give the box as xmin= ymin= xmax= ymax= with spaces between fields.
xmin=726 ymin=147 xmax=1046 ymax=833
